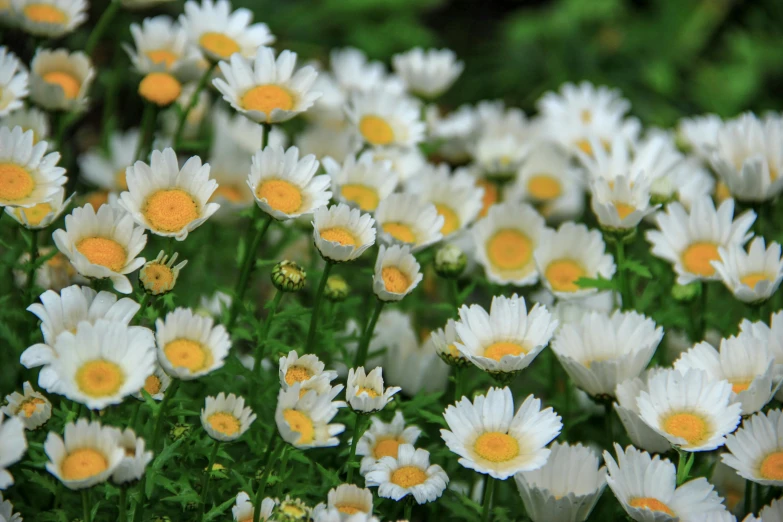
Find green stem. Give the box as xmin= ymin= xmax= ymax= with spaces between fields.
xmin=604 ymin=401 xmax=613 ymax=449
xmin=449 ymin=279 xmax=460 ymax=316
xmin=227 ymin=212 xmax=273 ymax=330
xmin=84 ymin=1 xmax=120 ymax=55
xmin=172 ymin=62 xmax=217 ymax=149
xmin=481 ymin=476 xmax=495 ymax=522
xmin=745 ymin=479 xmax=754 ymax=518
xmin=118 ymin=487 xmax=127 ymax=522
xmin=253 ymin=437 xmax=283 ymax=522
xmin=26 ymin=229 xmax=38 ymax=305
xmin=346 ymin=414 xmax=366 ymax=484
xmin=453 ymin=366 xmax=464 ymax=402
xmin=134 ymin=103 xmax=157 ymax=162
xmin=676 ymin=449 xmax=694 ymax=486
xmin=129 ymin=401 xmax=141 ymax=432
xmin=151 ymin=379 xmax=180 ymax=452
xmin=403 ymin=499 xmax=413 ymax=521
xmin=275 ymin=444 xmax=289 ymax=497
xmin=353 ymin=300 xmax=385 ymax=368
xmin=82 ymin=489 xmax=91 ymax=522
xmin=255 ymin=290 xmax=283 ymax=370
xmin=615 ymin=239 xmax=631 ymax=310
xmin=305 ymin=261 xmax=333 ymax=352
xmin=199 ymin=439 xmax=220 ymax=520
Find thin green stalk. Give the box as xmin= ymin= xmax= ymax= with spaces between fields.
xmin=82 ymin=489 xmax=91 ymax=522
xmin=676 ymin=449 xmax=694 ymax=486
xmin=134 ymin=103 xmax=157 ymax=161
xmin=199 ymin=439 xmax=220 ymax=520
xmin=227 ymin=213 xmax=273 ymax=330
xmin=25 ymin=229 xmax=38 ymax=305
xmin=84 ymin=1 xmax=121 ymax=55
xmin=403 ymin=499 xmax=413 ymax=521
xmin=745 ymin=479 xmax=754 ymax=518
xmin=151 ymin=379 xmax=180 ymax=452
xmin=118 ymin=487 xmax=128 ymax=522
xmin=255 ymin=290 xmax=283 ymax=369
xmin=353 ymin=299 xmax=385 ymax=368
xmin=481 ymin=476 xmax=495 ymax=522
xmin=253 ymin=437 xmax=283 ymax=522
xmin=129 ymin=401 xmax=141 ymax=432
xmin=615 ymin=239 xmax=631 ymax=310
xmin=172 ymin=62 xmax=217 ymax=149
xmin=305 ymin=261 xmax=333 ymax=352
xmin=449 ymin=279 xmax=460 ymax=315
xmin=453 ymin=366 xmax=464 ymax=402
xmin=604 ymin=401 xmax=613 ymax=450
xmin=346 ymin=414 xmax=367 ymax=484
xmin=274 ymin=444 xmax=289 ymax=497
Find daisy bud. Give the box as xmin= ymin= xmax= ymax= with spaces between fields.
xmin=325 ymin=275 xmax=349 ymax=302
xmin=434 ymin=244 xmax=466 ymax=279
xmin=139 ymin=251 xmax=187 ymax=296
xmin=169 ymin=423 xmax=192 ymax=442
xmin=271 ymin=260 xmax=307 ymax=293
xmin=138 ymin=72 xmax=182 ymax=107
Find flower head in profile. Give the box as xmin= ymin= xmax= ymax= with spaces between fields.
xmin=139 ymin=250 xmax=187 ymax=296
xmin=346 ymin=367 xmax=401 ymax=413
xmin=0 ymin=412 xmax=27 ymax=489
xmin=200 ymin=392 xmax=256 ymax=442
xmin=0 ymin=47 xmax=28 ymax=117
xmin=45 ymin=419 xmax=123 ymax=490
xmin=29 ymin=49 xmax=95 ymax=112
xmin=372 ymin=244 xmax=422 ymax=302
xmin=312 ymin=203 xmax=376 ymax=263
xmin=2 ymin=381 xmax=52 ymax=431
xmin=712 ymin=237 xmax=783 ymax=304
xmin=357 ymin=411 xmax=421 ymax=476
xmin=110 ymin=428 xmax=153 ymax=485
xmin=275 ymin=382 xmax=345 ymax=449
xmin=392 ymin=47 xmax=463 ymax=98
xmin=11 ymin=0 xmax=87 ymax=38
xmin=6 ymin=187 xmax=73 ymax=230
xmin=0 ymin=125 xmax=67 ymax=208
xmin=156 ymin=307 xmax=231 ymax=380
xmin=346 ymin=90 xmax=425 ymax=148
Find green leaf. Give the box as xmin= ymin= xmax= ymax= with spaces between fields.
xmin=575 ymin=275 xmax=616 ymax=290
xmin=622 ymin=259 xmax=652 ymax=279
xmin=21 ymin=469 xmax=59 ymax=495
xmin=204 ymin=495 xmax=236 ymax=521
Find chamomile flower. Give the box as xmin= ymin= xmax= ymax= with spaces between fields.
xmin=346 ymin=367 xmax=401 ymax=413
xmin=590 ymin=169 xmax=657 ymax=231
xmin=740 ymin=311 xmax=783 ymax=399
xmin=614 ymin=371 xmax=672 ymax=454
xmin=296 ymin=124 xmax=361 ymax=163
xmin=2 ymin=381 xmax=51 ymax=430
xmin=471 ymin=202 xmax=546 ymax=286
xmin=534 ymin=222 xmax=616 ymax=300
xmin=0 ymin=125 xmax=66 ymax=208
xmin=211 ymin=105 xmax=287 ymax=157
xmin=646 ymin=197 xmax=756 ymax=285
xmin=200 ymin=392 xmax=256 ymax=442
xmin=125 ymin=15 xmax=201 ymax=79
xmin=0 ymin=492 xmax=21 ymax=522
xmin=677 ymin=114 xmax=721 ymax=161
xmin=372 ymin=244 xmax=422 ymax=302
xmin=52 ymin=203 xmax=147 ymax=294
xmin=713 ymin=237 xmax=783 ymax=304
xmin=721 ymin=409 xmax=783 ymax=486
xmin=0 ymin=47 xmax=27 ymax=116
xmin=429 ymin=318 xmax=470 ymax=366
xmin=453 ymin=294 xmax=558 ymax=377
xmin=637 ymin=368 xmax=742 ymax=452
xmin=139 ymin=250 xmax=187 ymax=296
xmin=392 ymin=48 xmax=463 ymax=98
xmin=156 ymin=307 xmax=231 ymax=380
xmin=119 ymin=147 xmax=220 ymax=240
xmin=233 ymin=492 xmax=275 ymax=522
xmin=275 ymin=382 xmax=346 ymax=449
xmin=323 ymin=153 xmax=397 ymax=212
xmin=214 ymin=47 xmax=320 ymax=124
xmin=44 ymin=419 xmax=123 ymax=490
xmin=325 ymin=484 xmax=374 ymax=517
xmin=404 ymin=166 xmax=483 ymax=237
xmin=180 ymin=0 xmax=274 ymax=62
xmin=111 ymin=428 xmax=152 ymax=484
xmin=29 ymin=48 xmax=94 ymax=112
xmin=366 ymin=444 xmax=448 ymax=504
xmin=248 ymin=145 xmax=330 ymax=220
xmin=329 ymin=47 xmax=389 ymax=93
xmin=206 ymin=153 xmax=254 ymax=216
xmin=0 ymin=106 xmax=50 ymax=144
xmin=425 ymin=104 xmax=477 ymax=163
xmin=357 ymin=411 xmax=421 ymax=475
xmin=133 ymin=364 xmax=171 ymax=401
xmin=278 ymin=351 xmax=337 ymax=390
xmin=346 ymin=90 xmax=425 ymax=148
xmin=441 ymin=387 xmax=563 ymax=479
xmin=674 ymin=332 xmax=776 ymax=415
xmin=368 ymin=146 xmax=425 ymax=183
xmin=552 ymin=310 xmax=663 ymax=398
xmin=374 ymin=193 xmax=443 ymax=252
xmin=514 ymin=442 xmax=607 ymax=522
xmin=745 ymin=498 xmax=783 ymax=522
xmin=11 ymin=0 xmax=87 ymax=37
xmin=77 ymin=130 xmax=136 ymax=194
xmin=312 ymin=203 xmax=376 ymax=263
xmin=603 ymin=443 xmax=727 ymax=521
xmin=5 ymin=187 xmax=72 ymax=229
xmin=0 ymin=412 xmax=26 ymax=488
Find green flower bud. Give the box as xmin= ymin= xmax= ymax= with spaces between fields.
xmin=169 ymin=422 xmax=192 ymax=442
xmin=325 ymin=274 xmax=349 ymax=302
xmin=434 ymin=244 xmax=467 ymax=279
xmin=272 ymin=260 xmax=307 ymax=292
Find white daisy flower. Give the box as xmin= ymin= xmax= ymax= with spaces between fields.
xmin=214 ymin=47 xmax=320 ymax=124
xmin=125 ymin=15 xmax=201 ymax=79
xmin=674 ymin=332 xmax=776 ymax=415
xmin=425 ymin=104 xmax=477 ymax=163
xmin=471 ymin=202 xmax=546 ymax=286
xmin=295 ymin=124 xmax=361 ymax=163
xmin=0 ymin=106 xmax=50 ymax=145
xmin=44 ymin=419 xmax=123 ymax=490
xmin=603 ymin=443 xmax=727 ymax=521
xmin=429 ymin=318 xmax=470 ymax=366
xmin=453 ymin=294 xmax=558 ymax=377
xmin=200 ymin=392 xmax=256 ymax=442
xmin=514 ymin=442 xmax=608 ymax=522
xmin=5 ymin=187 xmax=72 ymax=229
xmin=110 ymin=428 xmax=152 ymax=484
xmin=741 ymin=311 xmax=783 ymax=400
xmin=552 ymin=310 xmax=663 ymax=398
xmin=323 ymin=152 xmax=397 ymax=212
xmin=441 ymin=387 xmax=562 ymax=479
xmin=366 ymin=444 xmax=448 ymax=504
xmin=311 ymin=506 xmax=379 ymax=522
xmin=646 ymin=197 xmax=756 ymax=285
xmin=0 ymin=491 xmax=21 ymax=522
xmin=133 ymin=364 xmax=171 ymax=401
xmin=537 ymin=82 xmax=630 ymax=132
xmin=312 ymin=203 xmax=376 ymax=263
xmin=78 ymin=129 xmax=138 ymax=193
xmin=275 ymin=382 xmax=345 ymax=449
xmin=52 ymin=203 xmax=147 ymax=294
xmin=325 ymin=483 xmax=374 ymax=518
xmin=372 ymin=244 xmax=422 ymax=302
xmin=374 ymin=193 xmax=443 ymax=252
xmin=614 ymin=370 xmax=672 ymax=454
xmin=278 ymin=351 xmax=337 ymax=391
xmin=0 ymin=412 xmax=26 ymax=488
xmin=534 ymin=222 xmax=616 ymax=299
xmin=0 ymin=125 xmax=66 ymax=208
xmin=713 ymin=237 xmax=783 ymax=304
xmin=368 ymin=145 xmax=425 ymax=183
xmin=198 ymin=290 xmax=232 ymax=318
xmin=11 ymin=0 xmax=87 ymax=37
xmin=677 ymin=114 xmax=721 ymax=161
xmin=346 ymin=367 xmax=401 ymax=413
xmin=180 ymin=0 xmax=274 ymax=62
xmin=306 ymin=70 xmax=347 ymax=127
xmin=119 ymin=147 xmax=220 ymax=241
xmin=330 ymin=47 xmax=389 ymax=93
xmin=29 ymin=48 xmax=94 ymax=112
xmin=0 ymin=47 xmax=27 ymax=116
xmin=637 ymin=368 xmax=742 ymax=452
xmin=662 ymin=155 xmax=715 ymax=210
xmin=156 ymin=307 xmax=231 ymax=380
xmin=346 ymin=90 xmax=425 ymax=148
xmin=745 ymin=498 xmax=783 ymax=522
xmin=2 ymin=381 xmax=51 ymax=430
xmin=247 ymin=144 xmax=330 ymax=221
xmin=392 ymin=47 xmax=463 ymax=98
xmin=357 ymin=410 xmax=421 ymax=476
xmin=722 ymin=409 xmax=783 ymax=486
xmin=232 ymin=492 xmax=275 ymax=522
xmin=590 ymin=169 xmax=658 ymax=231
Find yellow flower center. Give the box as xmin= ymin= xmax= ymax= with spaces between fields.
xmin=359 ymin=115 xmax=394 ymax=146
xmin=545 ymin=259 xmax=586 ymax=292
xmin=483 ymin=341 xmax=526 ymax=361
xmin=527 ymin=175 xmax=561 ymax=200
xmin=75 ymin=360 xmax=125 ymax=397
xmin=629 ymin=497 xmax=674 ymax=516
xmin=146 ymin=49 xmax=179 ymax=68
xmin=14 ymin=201 xmax=52 ymax=225
xmin=23 ymin=4 xmax=66 ymax=23
xmin=374 ymin=437 xmax=402 ymax=459
xmin=138 ymin=72 xmax=182 ymax=107
xmin=336 ymin=504 xmax=365 ymax=515
xmin=115 ymin=169 xmax=128 ymax=191
xmin=730 ymin=380 xmax=751 ymax=393
xmin=0 ymin=163 xmax=35 ymax=201
xmin=446 ymin=343 xmax=461 ymax=358
xmin=208 ymin=412 xmax=241 ymax=436
xmin=382 ymin=266 xmax=410 ymax=294
xmin=143 ymin=375 xmax=162 ymax=395
xmin=284 ymin=365 xmax=312 ymax=386
xmin=61 ymin=448 xmax=108 ymax=481
xmin=715 ymin=181 xmax=731 ymax=203
xmin=241 ymin=85 xmax=295 ymax=120
xmin=280 ymin=504 xmax=306 ymax=517
xmin=164 ymin=338 xmax=212 ymax=372
xmin=320 ymin=226 xmax=357 ymax=246
xmin=681 ymin=242 xmax=720 ymax=277
xmin=614 ymin=202 xmax=635 ymax=220
xmin=341 ymin=183 xmax=379 ymax=211
xmin=210 ymin=184 xmax=246 ymax=203
xmin=741 ymin=272 xmax=771 ymax=289
xmin=434 ymin=203 xmax=460 ymax=236
xmin=477 ymin=179 xmax=498 ymax=218
xmin=356 ymin=386 xmax=379 ymax=398
xmin=84 ymin=190 xmax=109 ymax=210
xmin=141 ymin=263 xmax=175 ymax=294
xmin=256 ymin=179 xmax=302 ymax=215
xmin=486 ymin=229 xmax=532 ymax=271
xmin=143 ymin=188 xmax=199 ymax=232
xmin=76 ymin=237 xmax=127 ymax=272
xmin=390 ymin=466 xmax=427 ymax=488
xmin=199 ymin=32 xmax=240 ymax=59
xmin=662 ymin=412 xmax=710 ymax=446
xmin=382 ymin=222 xmax=416 ymax=244
xmin=43 ymin=71 xmax=80 ymax=99
xmin=19 ymin=397 xmax=45 ymax=417
xmin=283 ymin=409 xmax=314 ymax=444
xmin=474 ymin=432 xmax=520 ymax=462
xmin=760 ymin=451 xmax=783 ymax=480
